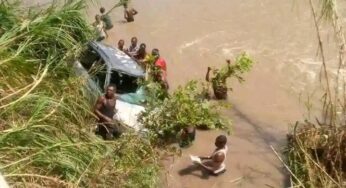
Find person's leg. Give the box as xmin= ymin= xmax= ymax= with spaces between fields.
xmin=97 ymin=124 xmax=108 ymax=140
xmin=110 ymin=121 xmax=123 ymax=138
xmin=201 ymin=160 xmax=226 ymax=176
xmin=96 ymin=36 xmax=105 ymax=42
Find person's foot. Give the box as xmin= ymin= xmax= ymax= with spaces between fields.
xmin=105 ymin=133 xmax=114 ymax=140
xmin=210 ymin=169 xmax=227 ymax=176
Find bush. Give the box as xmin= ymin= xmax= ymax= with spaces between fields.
xmin=139 ymin=80 xmax=231 ymax=142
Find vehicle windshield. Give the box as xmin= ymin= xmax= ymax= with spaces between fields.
xmin=110 ymin=71 xmax=139 ymax=94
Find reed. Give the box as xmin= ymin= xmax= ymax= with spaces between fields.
xmin=0 ymin=1 xmax=159 ymax=187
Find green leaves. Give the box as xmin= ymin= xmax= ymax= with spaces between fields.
xmin=0 ymin=1 xmax=160 ymax=187
xmin=211 ymin=52 xmax=254 ymax=88
xmin=140 ymin=80 xmax=230 ymax=142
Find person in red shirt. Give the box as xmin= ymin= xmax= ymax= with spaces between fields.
xmin=151 ymin=48 xmax=169 ymax=89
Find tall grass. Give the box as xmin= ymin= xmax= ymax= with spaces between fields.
xmin=0 ymin=0 xmax=159 ymax=187
xmin=286 ymin=0 xmax=346 ymax=187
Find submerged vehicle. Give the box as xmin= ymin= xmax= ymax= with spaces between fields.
xmin=73 ymin=41 xmax=146 ymax=131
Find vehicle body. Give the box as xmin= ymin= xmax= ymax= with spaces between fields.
xmin=73 ymin=41 xmax=146 ymax=131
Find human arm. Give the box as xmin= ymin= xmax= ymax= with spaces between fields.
xmin=198 ymin=152 xmax=225 ymax=171
xmin=199 ymin=162 xmax=215 ymax=172
xmin=205 ymin=67 xmax=211 ymax=82
xmin=124 ymin=10 xmax=128 ymax=20
xmin=94 ymin=96 xmax=112 ymax=122
xmin=199 ymin=156 xmax=211 ymax=160
xmin=131 ymin=8 xmax=138 ymax=15
xmin=226 ymin=59 xmax=232 ymax=75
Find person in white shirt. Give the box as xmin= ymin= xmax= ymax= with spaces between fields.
xmin=198 ymin=135 xmax=228 ymax=175
xmin=93 ymin=15 xmax=107 ymax=42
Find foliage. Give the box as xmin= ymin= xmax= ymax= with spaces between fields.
xmin=286 ymin=122 xmax=345 ymax=187
xmin=286 ymin=0 xmax=346 ymax=187
xmin=0 ymin=1 xmax=160 ymax=187
xmin=139 ymin=80 xmax=230 ymax=142
xmin=211 ymin=53 xmax=254 ymax=90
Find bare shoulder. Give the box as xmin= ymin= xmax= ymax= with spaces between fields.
xmin=213 ymin=152 xmax=225 ymax=163
xmin=97 ymin=96 xmax=106 ymax=103
xmin=114 ymin=93 xmax=120 ymax=99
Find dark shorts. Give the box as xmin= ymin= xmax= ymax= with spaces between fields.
xmin=96 ymin=36 xmax=105 ymax=42
xmin=126 ymin=18 xmax=134 ymax=22
xmin=105 ymin=25 xmax=113 ymax=30
xmin=96 ymin=122 xmax=122 ymax=140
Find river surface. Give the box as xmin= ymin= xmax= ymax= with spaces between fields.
xmin=25 ymin=0 xmax=346 ymax=187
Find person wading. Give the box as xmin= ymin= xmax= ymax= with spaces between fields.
xmin=94 ymin=84 xmax=121 ymax=140
xmin=93 ymin=14 xmax=107 ymax=41
xmin=128 ymin=37 xmax=139 ymax=57
xmin=134 ymin=43 xmax=149 ymax=68
xmin=152 ymin=48 xmax=169 ymax=90
xmin=124 ymin=3 xmax=138 ymax=23
xmin=100 ymin=7 xmax=114 ymax=31
xmin=118 ymin=39 xmax=126 ymax=52
xmin=198 ymin=135 xmax=228 ymax=175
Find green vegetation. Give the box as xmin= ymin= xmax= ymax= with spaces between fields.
xmin=211 ymin=53 xmax=254 ymax=91
xmin=287 ymin=123 xmax=345 ymax=187
xmin=286 ymin=0 xmax=346 ymax=187
xmin=0 ymin=1 xmax=159 ymax=187
xmin=139 ymin=79 xmax=230 ymax=144
xmin=209 ymin=53 xmax=254 ymax=99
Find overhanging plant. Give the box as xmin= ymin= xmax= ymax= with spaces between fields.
xmin=206 ymin=53 xmax=254 ymax=99
xmin=139 ymin=80 xmax=231 ymax=144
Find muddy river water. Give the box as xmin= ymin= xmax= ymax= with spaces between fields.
xmin=26 ymin=0 xmax=346 ymax=187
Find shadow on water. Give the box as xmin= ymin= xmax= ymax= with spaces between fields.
xmin=178 ymin=164 xmax=211 ymax=179
xmin=232 ymin=104 xmax=291 ymax=187
xmin=232 ymin=104 xmax=280 ymax=145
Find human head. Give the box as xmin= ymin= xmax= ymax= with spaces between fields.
xmin=215 ymin=135 xmax=227 ymax=148
xmin=106 ymin=84 xmax=116 ymax=98
xmin=131 ymin=37 xmax=138 ymax=47
xmin=118 ymin=39 xmax=125 ymax=49
xmin=123 ymin=3 xmax=128 ymax=9
xmin=138 ymin=43 xmax=146 ymax=55
xmin=151 ymin=48 xmax=160 ymax=58
xmin=100 ymin=7 xmax=106 ymax=14
xmin=140 ymin=43 xmax=146 ymax=50
xmin=95 ymin=14 xmax=101 ymax=22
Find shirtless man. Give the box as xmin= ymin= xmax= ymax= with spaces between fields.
xmin=124 ymin=4 xmax=138 ymax=22
xmin=100 ymin=7 xmax=113 ymax=30
xmin=198 ymin=135 xmax=228 ymax=175
xmin=94 ymin=84 xmax=121 ymax=140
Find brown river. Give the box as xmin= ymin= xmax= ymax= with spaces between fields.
xmin=26 ymin=0 xmax=346 ymax=187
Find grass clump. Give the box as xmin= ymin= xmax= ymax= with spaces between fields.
xmin=0 ymin=0 xmax=160 ymax=187
xmin=286 ymin=123 xmax=346 ymax=187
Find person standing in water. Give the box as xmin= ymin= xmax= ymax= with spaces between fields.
xmin=100 ymin=7 xmax=114 ymax=31
xmin=198 ymin=135 xmax=228 ymax=175
xmin=152 ymin=48 xmax=169 ymax=89
xmin=124 ymin=3 xmax=138 ymax=22
xmin=117 ymin=39 xmax=126 ymax=52
xmin=94 ymin=84 xmax=121 ymax=140
xmin=134 ymin=43 xmax=149 ymax=66
xmin=128 ymin=37 xmax=139 ymax=56
xmin=93 ymin=15 xmax=107 ymax=41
